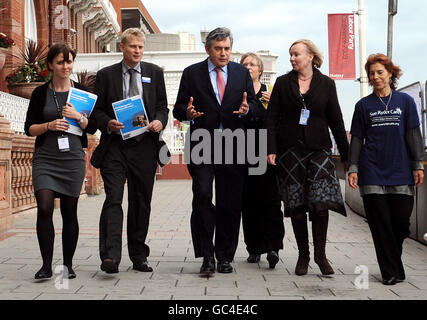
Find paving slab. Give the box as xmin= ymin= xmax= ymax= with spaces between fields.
xmin=0 ymin=180 xmax=425 ymax=302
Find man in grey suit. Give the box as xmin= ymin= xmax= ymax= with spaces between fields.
xmin=92 ymin=28 xmax=169 ymax=274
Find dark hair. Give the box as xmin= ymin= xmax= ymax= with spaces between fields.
xmin=46 ymin=42 xmax=76 ymax=71
xmin=365 ymin=53 xmax=402 ymax=90
xmin=205 ymin=27 xmax=233 ymax=48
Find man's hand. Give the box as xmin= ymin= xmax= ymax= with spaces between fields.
xmin=414 ymin=170 xmax=424 ymax=187
xmin=267 ymin=154 xmax=276 ymax=166
xmin=186 ymin=97 xmax=204 ymax=120
xmin=108 ymin=119 xmax=124 ymax=132
xmin=233 ymin=92 xmax=249 ymax=115
xmin=147 ymin=120 xmax=163 ymax=133
xmin=348 ymin=172 xmax=358 ymax=190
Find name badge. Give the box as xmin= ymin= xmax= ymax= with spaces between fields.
xmin=57 ymin=136 xmax=70 ymax=152
xmin=141 ymin=77 xmax=151 ymax=83
xmin=299 ymin=109 xmax=310 ymax=126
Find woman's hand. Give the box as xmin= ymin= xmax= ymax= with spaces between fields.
xmin=261 ymin=91 xmax=271 ymax=103
xmin=414 ymin=170 xmax=424 ymax=187
xmin=267 ymin=154 xmax=276 ymax=166
xmin=48 ymin=119 xmax=69 ymax=132
xmin=62 ymin=102 xmax=80 ymax=120
xmin=348 ymin=172 xmax=358 ymax=190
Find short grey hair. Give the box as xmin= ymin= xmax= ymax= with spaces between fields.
xmin=121 ymin=28 xmax=146 ymax=44
xmin=205 ymin=27 xmax=233 ymax=48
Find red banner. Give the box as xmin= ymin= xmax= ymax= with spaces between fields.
xmin=328 ymin=13 xmax=356 ymax=80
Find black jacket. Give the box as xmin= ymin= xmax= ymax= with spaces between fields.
xmin=173 ymin=59 xmax=256 ymax=153
xmin=90 ymin=61 xmax=169 ymax=168
xmin=266 ymin=67 xmax=349 ymax=161
xmin=24 ymin=81 xmax=98 ymax=148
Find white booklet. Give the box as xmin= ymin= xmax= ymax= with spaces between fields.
xmin=112 ymin=95 xmax=149 ymax=140
xmin=65 ymin=87 xmax=98 ymax=136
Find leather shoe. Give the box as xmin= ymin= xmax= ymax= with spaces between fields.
xmin=34 ymin=267 xmax=52 ymax=280
xmin=200 ymin=257 xmax=215 ymax=276
xmin=267 ymin=250 xmax=279 ymax=269
xmin=217 ymin=260 xmax=233 ymax=273
xmin=247 ymin=254 xmax=261 ymax=263
xmin=133 ymin=261 xmax=153 ymax=272
xmin=382 ymin=277 xmax=404 ymax=285
xmin=100 ymin=259 xmax=119 ymax=274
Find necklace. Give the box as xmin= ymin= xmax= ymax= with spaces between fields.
xmin=298 ymin=75 xmax=313 ymax=81
xmin=377 ymin=90 xmax=393 ymax=111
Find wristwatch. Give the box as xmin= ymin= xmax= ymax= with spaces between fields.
xmin=79 ymin=114 xmax=85 ymax=124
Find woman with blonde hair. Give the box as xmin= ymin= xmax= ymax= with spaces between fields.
xmin=266 ymin=39 xmax=349 ymax=276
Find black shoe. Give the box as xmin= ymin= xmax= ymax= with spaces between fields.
xmin=382 ymin=277 xmax=398 ymax=285
xmin=200 ymin=257 xmax=215 ymax=276
xmin=133 ymin=261 xmax=153 ymax=272
xmin=100 ymin=259 xmax=119 ymax=274
xmin=217 ymin=261 xmax=233 ymax=273
xmin=267 ymin=250 xmax=279 ymax=269
xmin=34 ymin=267 xmax=52 ymax=280
xmin=247 ymin=254 xmax=261 ymax=263
xmin=64 ymin=265 xmax=76 ymax=279
xmin=382 ymin=277 xmax=404 ymax=285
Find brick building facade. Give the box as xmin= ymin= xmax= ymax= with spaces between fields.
xmin=0 ymin=0 xmax=121 ymax=92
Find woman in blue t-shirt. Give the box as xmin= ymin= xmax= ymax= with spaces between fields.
xmin=348 ymin=53 xmax=424 ymax=286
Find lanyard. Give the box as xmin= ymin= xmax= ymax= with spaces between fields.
xmin=51 ymin=80 xmax=74 ymax=118
xmin=299 ymin=92 xmax=308 ymax=110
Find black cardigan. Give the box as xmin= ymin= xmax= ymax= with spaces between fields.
xmin=266 ymin=67 xmax=349 ymax=161
xmin=24 ymin=81 xmax=98 ymax=148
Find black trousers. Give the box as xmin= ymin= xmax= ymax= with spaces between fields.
xmin=242 ymin=165 xmax=284 ymax=255
xmin=362 ymin=193 xmax=414 ymax=280
xmin=188 ymin=163 xmax=245 ymax=262
xmin=99 ymin=135 xmax=157 ymax=265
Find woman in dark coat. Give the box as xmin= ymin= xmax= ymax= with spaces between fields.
xmin=348 ymin=53 xmax=424 ymax=285
xmin=266 ymin=39 xmax=349 ymax=276
xmin=24 ymin=43 xmax=97 ymax=280
xmin=240 ymin=52 xmax=284 ymax=268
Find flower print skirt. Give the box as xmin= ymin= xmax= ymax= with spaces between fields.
xmin=276 ymin=141 xmax=347 ymax=220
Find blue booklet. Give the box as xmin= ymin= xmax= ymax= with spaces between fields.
xmin=112 ymin=95 xmax=149 ymax=140
xmin=65 ymin=87 xmax=98 ymax=136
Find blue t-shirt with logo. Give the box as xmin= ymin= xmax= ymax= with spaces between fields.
xmin=350 ymin=90 xmax=420 ymax=186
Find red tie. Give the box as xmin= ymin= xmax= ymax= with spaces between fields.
xmin=215 ymin=67 xmax=225 ymax=102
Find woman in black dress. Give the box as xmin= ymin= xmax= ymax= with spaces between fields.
xmin=266 ymin=40 xmax=349 ymax=276
xmin=24 ymin=43 xmax=97 ymax=280
xmin=240 ymin=52 xmax=284 ymax=268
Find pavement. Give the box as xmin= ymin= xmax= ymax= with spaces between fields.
xmin=0 ymin=179 xmax=426 ymax=302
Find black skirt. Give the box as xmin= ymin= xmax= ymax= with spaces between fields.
xmin=276 ymin=141 xmax=346 ymax=219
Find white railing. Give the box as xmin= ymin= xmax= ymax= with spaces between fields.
xmin=0 ymin=91 xmax=29 ymax=133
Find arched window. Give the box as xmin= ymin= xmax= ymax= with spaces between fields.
xmin=25 ymin=0 xmax=38 ymax=42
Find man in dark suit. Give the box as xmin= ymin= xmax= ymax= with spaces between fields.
xmin=92 ymin=28 xmax=169 ymax=274
xmin=173 ymin=27 xmax=256 ymax=275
